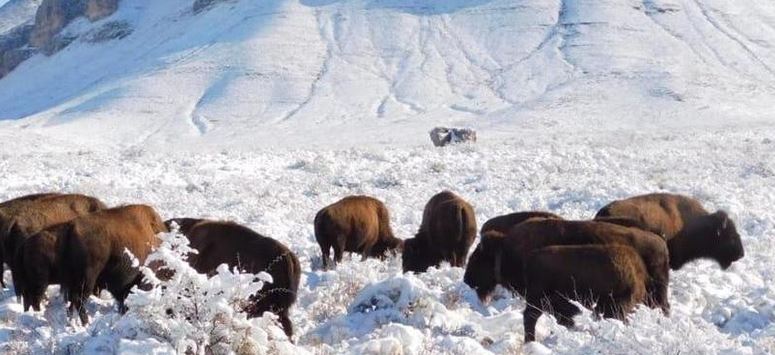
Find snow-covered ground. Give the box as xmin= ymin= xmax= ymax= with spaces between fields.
xmin=0 ymin=127 xmax=773 ymax=354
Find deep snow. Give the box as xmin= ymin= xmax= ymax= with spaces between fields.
xmin=0 ymin=127 xmax=773 ymax=354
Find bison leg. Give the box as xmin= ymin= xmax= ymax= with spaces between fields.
xmin=333 ymin=240 xmax=344 ymax=266
xmin=523 ymin=303 xmax=542 ymax=343
xmin=69 ymin=297 xmax=89 ymax=325
xmin=646 ymin=280 xmax=670 ymax=317
xmin=545 ymin=295 xmax=579 ymax=329
xmin=321 ymin=244 xmax=332 ymax=271
xmin=278 ymin=308 xmax=293 ymax=340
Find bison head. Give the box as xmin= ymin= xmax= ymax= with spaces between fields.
xmin=712 ymin=211 xmax=744 ymax=269
xmin=372 ymin=236 xmax=403 ymax=259
xmin=401 ymin=237 xmax=436 ymax=273
xmin=464 ymin=231 xmax=505 ymax=303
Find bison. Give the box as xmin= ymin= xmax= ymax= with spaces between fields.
xmin=0 ymin=193 xmax=106 ymax=293
xmin=480 ymin=211 xmax=562 ymax=236
xmin=522 ymin=244 xmax=648 ymax=342
xmin=0 ymin=192 xmax=61 ymax=287
xmin=402 ymin=191 xmax=477 ymax=273
xmin=168 ymin=219 xmax=301 ymax=338
xmin=465 ymin=218 xmax=670 ymax=315
xmin=59 ymin=204 xmax=167 ymax=324
xmin=314 ymin=196 xmax=402 ymax=270
xmin=595 ymin=193 xmax=744 ymax=270
xmin=14 ymin=223 xmax=69 ymax=311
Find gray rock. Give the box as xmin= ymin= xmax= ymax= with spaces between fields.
xmin=429 ymin=127 xmax=477 ymax=147
xmin=193 ymin=0 xmax=229 ymax=14
xmin=85 ymin=20 xmax=132 ymax=43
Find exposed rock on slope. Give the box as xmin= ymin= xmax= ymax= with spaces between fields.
xmin=0 ymin=0 xmax=120 ymax=78
xmin=0 ymin=0 xmax=42 ymax=35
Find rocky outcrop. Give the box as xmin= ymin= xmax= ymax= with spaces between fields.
xmin=429 ymin=127 xmax=477 ymax=147
xmin=30 ymin=0 xmax=119 ymax=48
xmin=85 ymin=0 xmax=118 ymax=21
xmin=193 ymin=0 xmax=228 ymax=14
xmin=0 ymin=0 xmax=43 ymax=35
xmin=0 ymin=24 xmax=34 ymax=77
xmin=0 ymin=0 xmax=120 ymax=78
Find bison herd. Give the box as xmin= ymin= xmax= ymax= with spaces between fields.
xmin=0 ymin=191 xmax=745 ymax=344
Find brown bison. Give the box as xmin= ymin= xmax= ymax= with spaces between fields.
xmin=480 ymin=211 xmax=562 ymax=236
xmin=0 ymin=192 xmax=61 ymax=287
xmin=522 ymin=244 xmax=648 ymax=342
xmin=464 ymin=218 xmax=670 ymax=315
xmin=314 ymin=196 xmax=402 ymax=270
xmin=59 ymin=204 xmax=167 ymax=324
xmin=402 ymin=191 xmax=477 ymax=273
xmin=14 ymin=223 xmax=69 ymax=311
xmin=595 ymin=193 xmax=744 ymax=270
xmin=0 ymin=193 xmax=106 ymax=292
xmin=167 ymin=219 xmax=301 ymax=338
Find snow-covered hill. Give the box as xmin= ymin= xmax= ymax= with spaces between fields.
xmin=0 ymin=0 xmax=773 ymax=149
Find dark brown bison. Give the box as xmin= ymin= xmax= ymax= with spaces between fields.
xmin=464 ymin=218 xmax=670 ymax=315
xmin=314 ymin=196 xmax=402 ymax=270
xmin=164 ymin=217 xmax=205 ymax=235
xmin=402 ymin=191 xmax=476 ymax=273
xmin=59 ymin=204 xmax=167 ymax=324
xmin=14 ymin=223 xmax=69 ymax=311
xmin=595 ymin=193 xmax=744 ymax=270
xmin=168 ymin=219 xmax=301 ymax=339
xmin=0 ymin=194 xmax=106 ymax=293
xmin=0 ymin=193 xmax=61 ymax=287
xmin=480 ymin=211 xmax=562 ymax=236
xmin=522 ymin=244 xmax=648 ymax=342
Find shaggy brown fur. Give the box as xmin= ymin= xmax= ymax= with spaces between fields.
xmin=402 ymin=191 xmax=477 ymax=273
xmin=171 ymin=219 xmax=302 ymax=338
xmin=522 ymin=245 xmax=648 ymax=342
xmin=480 ymin=211 xmax=562 ymax=236
xmin=1 ymin=194 xmax=106 ymax=292
xmin=59 ymin=204 xmax=167 ymax=324
xmin=595 ymin=193 xmax=744 ymax=270
xmin=464 ymin=219 xmax=670 ymax=315
xmin=315 ymin=196 xmax=402 ymax=270
xmin=14 ymin=223 xmax=68 ymax=311
xmin=0 ymin=193 xmax=61 ymax=208
xmin=0 ymin=193 xmax=61 ymax=287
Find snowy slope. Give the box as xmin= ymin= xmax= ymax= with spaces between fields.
xmin=0 ymin=0 xmax=773 ymax=149
xmin=0 ymin=129 xmax=774 ymax=353
xmin=0 ymin=0 xmax=39 ymax=35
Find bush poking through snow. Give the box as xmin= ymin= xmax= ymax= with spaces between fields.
xmin=124 ymin=226 xmax=295 ymax=354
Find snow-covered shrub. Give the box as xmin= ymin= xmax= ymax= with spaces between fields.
xmin=123 ymin=226 xmax=298 ymax=355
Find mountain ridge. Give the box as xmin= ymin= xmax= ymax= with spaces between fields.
xmin=0 ymin=0 xmax=773 ymax=149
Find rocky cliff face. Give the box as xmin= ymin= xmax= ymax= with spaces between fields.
xmin=0 ymin=0 xmax=119 ymax=78
xmin=30 ymin=0 xmax=118 ymax=48
xmin=85 ymin=0 xmax=118 ymax=21
xmin=0 ymin=0 xmax=43 ymax=35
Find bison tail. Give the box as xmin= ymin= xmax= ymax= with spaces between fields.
xmin=149 ymin=209 xmax=168 ymax=234
xmin=313 ymin=210 xmax=326 ymax=243
xmin=11 ymin=245 xmax=27 ymax=300
xmin=58 ymin=224 xmax=85 ymax=305
xmin=376 ymin=204 xmax=396 ymax=241
xmin=457 ymin=206 xmax=467 ymax=243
